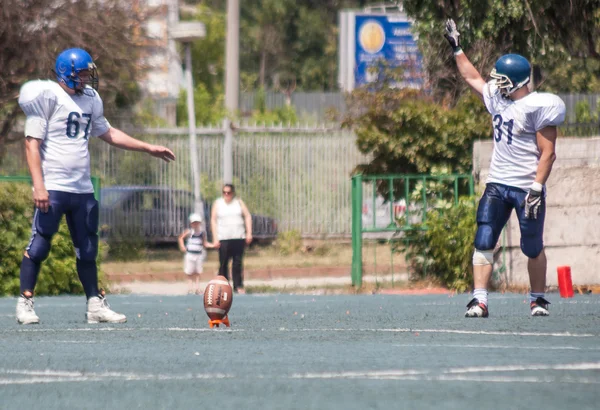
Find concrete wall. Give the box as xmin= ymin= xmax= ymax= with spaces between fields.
xmin=472 ymin=137 xmax=600 ymax=286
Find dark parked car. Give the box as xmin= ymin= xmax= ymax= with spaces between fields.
xmin=99 ymin=186 xmax=277 ymax=244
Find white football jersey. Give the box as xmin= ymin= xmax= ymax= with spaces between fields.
xmin=482 ymin=81 xmax=566 ymax=190
xmin=18 ymin=80 xmax=111 ymax=193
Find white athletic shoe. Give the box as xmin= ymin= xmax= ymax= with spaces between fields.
xmin=86 ymin=296 xmax=127 ymax=324
xmin=16 ymin=295 xmax=40 ymax=325
xmin=530 ymin=297 xmax=550 ymax=316
xmin=464 ymin=298 xmax=489 ymax=318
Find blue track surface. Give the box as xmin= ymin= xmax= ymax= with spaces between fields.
xmin=1 ymin=293 xmax=599 ymax=410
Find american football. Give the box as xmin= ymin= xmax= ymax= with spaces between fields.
xmin=203 ymin=276 xmax=233 ymax=321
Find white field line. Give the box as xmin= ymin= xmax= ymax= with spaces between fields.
xmin=365 ymin=375 xmax=600 ymax=384
xmin=392 ymin=343 xmax=600 ymax=351
xmin=290 ymin=362 xmax=600 ymax=380
xmin=0 ymin=368 xmax=233 ymax=385
xmin=3 ymin=327 xmax=242 ymax=333
xmin=277 ymin=328 xmax=598 ymax=337
xmin=1 ymin=362 xmax=600 ymax=385
xmin=2 ymin=327 xmax=597 ymax=338
xmin=34 ymin=340 xmax=99 ymax=344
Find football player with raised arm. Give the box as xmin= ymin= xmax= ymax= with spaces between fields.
xmin=444 ymin=20 xmax=566 ymax=317
xmin=16 ymin=48 xmax=176 ymax=324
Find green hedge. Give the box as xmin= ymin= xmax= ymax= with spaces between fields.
xmin=0 ymin=182 xmax=107 ymax=297
xmin=396 ymin=197 xmax=476 ymax=292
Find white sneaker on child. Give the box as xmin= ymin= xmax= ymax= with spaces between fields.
xmin=16 ymin=295 xmax=40 ymax=324
xmin=86 ymin=295 xmax=127 ymax=324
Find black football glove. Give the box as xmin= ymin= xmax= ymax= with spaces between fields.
xmin=444 ymin=19 xmax=462 ymax=53
xmin=522 ymin=187 xmax=543 ymax=219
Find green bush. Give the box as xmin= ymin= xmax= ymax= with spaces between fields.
xmin=276 ymin=230 xmax=303 ymax=256
xmin=0 ymin=182 xmax=107 ymax=296
xmin=396 ymin=197 xmax=476 ymax=292
xmin=343 ymin=85 xmax=490 ymax=179
xmin=104 ymin=235 xmax=147 ymax=262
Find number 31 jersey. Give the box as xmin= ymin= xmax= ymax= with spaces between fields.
xmin=482 ymin=81 xmax=566 ymax=190
xmin=18 ymin=80 xmax=111 ymax=194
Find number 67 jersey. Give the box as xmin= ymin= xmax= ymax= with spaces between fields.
xmin=482 ymin=81 xmax=566 ymax=190
xmin=18 ymin=80 xmax=111 ymax=194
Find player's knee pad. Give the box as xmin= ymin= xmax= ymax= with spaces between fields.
xmin=86 ymin=200 xmax=99 ymax=233
xmin=26 ymin=234 xmax=52 ymax=263
xmin=28 ymin=207 xmax=61 ymax=263
xmin=520 ymin=238 xmax=543 ymax=259
xmin=76 ymin=245 xmax=98 ymax=262
xmin=473 ymin=249 xmax=494 ymax=266
xmin=76 ymin=199 xmax=99 ymax=262
xmin=76 ymin=235 xmax=98 ymax=262
xmin=474 ymin=225 xmax=497 ymax=250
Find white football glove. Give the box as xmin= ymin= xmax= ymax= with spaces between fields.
xmin=444 ymin=19 xmax=462 ymax=53
xmin=522 ymin=185 xmax=543 ymax=219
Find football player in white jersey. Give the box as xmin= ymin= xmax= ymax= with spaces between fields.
xmin=16 ymin=48 xmax=176 ymax=324
xmin=444 ymin=20 xmax=566 ymax=317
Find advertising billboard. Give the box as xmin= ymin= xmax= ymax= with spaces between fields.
xmin=339 ymin=8 xmax=423 ymax=91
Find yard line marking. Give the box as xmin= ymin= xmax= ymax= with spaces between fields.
xmin=1 ymin=327 xmax=596 ymax=338
xmin=1 ymin=362 xmax=599 ymax=386
xmin=290 ymin=361 xmax=600 ymax=380
xmin=1 ymin=327 xmax=243 ymax=333
xmin=363 ymin=375 xmax=600 ymax=384
xmin=290 ymin=369 xmax=429 ymax=379
xmin=278 ymin=328 xmax=598 ymax=337
xmin=392 ymin=343 xmax=600 ymax=351
xmin=445 ymin=362 xmax=600 ymax=373
xmin=0 ymin=368 xmax=234 ymax=385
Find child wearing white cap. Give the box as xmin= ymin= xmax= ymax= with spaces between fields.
xmin=178 ymin=213 xmax=216 ymax=294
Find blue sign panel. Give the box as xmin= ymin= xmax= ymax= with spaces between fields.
xmin=355 ymin=14 xmax=423 ymax=88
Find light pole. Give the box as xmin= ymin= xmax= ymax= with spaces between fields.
xmin=223 ymin=0 xmax=240 ymax=184
xmin=170 ymin=21 xmax=206 ymax=215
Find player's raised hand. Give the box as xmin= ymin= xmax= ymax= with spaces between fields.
xmin=444 ymin=19 xmax=461 ymax=53
xmin=148 ymin=145 xmax=176 ymax=162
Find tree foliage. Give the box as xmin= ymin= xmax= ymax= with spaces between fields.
xmin=343 ymin=77 xmax=490 ymax=176
xmin=184 ymin=0 xmax=383 ymax=92
xmin=0 ymin=0 xmax=145 ymax=162
xmin=402 ymin=0 xmax=600 ymax=96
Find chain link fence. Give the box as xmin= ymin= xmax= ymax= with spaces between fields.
xmin=1 ymin=125 xmax=369 ymax=238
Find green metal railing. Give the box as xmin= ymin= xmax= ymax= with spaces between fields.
xmin=351 ymin=173 xmax=474 ymax=287
xmin=0 ymin=175 xmax=102 ymax=202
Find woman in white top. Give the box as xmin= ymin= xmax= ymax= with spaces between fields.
xmin=210 ymin=184 xmax=252 ymax=293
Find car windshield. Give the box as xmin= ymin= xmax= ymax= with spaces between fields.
xmin=100 ymin=190 xmax=129 ymax=208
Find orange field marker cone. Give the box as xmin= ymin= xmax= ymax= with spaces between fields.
xmin=557 ymin=266 xmax=574 ymax=298
xmin=208 ymin=316 xmax=231 ymax=328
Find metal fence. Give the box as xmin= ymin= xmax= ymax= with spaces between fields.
xmin=2 ymin=116 xmax=598 ymax=239
xmin=240 ymin=91 xmax=347 ymax=122
xmin=240 ymin=91 xmax=599 ymax=124
xmin=1 ymin=125 xmax=369 ymax=238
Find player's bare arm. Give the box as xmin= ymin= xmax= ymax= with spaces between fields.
xmin=24 ymin=136 xmax=49 ymax=213
xmin=203 ymin=238 xmax=216 ymax=249
xmin=535 ymin=126 xmax=558 ymax=185
xmin=444 ymin=19 xmax=486 ymax=99
xmin=98 ymin=128 xmax=176 ymax=162
xmin=178 ymin=229 xmax=190 ymax=253
xmin=210 ymin=205 xmax=220 ymax=247
xmin=239 ymin=199 xmax=253 ymax=244
xmin=522 ymin=125 xmax=558 ymax=220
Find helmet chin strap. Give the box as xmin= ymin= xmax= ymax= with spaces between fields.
xmin=501 ymin=77 xmax=530 ymax=97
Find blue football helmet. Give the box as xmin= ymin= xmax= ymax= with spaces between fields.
xmin=490 ymin=54 xmax=531 ymax=97
xmin=54 ymin=48 xmax=98 ymax=95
